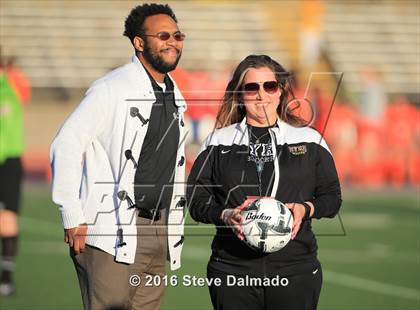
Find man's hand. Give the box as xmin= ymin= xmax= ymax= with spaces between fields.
xmin=64 ymin=224 xmax=88 ymax=254
xmin=285 ymin=202 xmax=314 ymax=240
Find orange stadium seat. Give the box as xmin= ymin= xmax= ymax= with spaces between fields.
xmin=382 ymin=102 xmax=419 ymax=187
xmin=408 ymin=152 xmax=420 ymax=186
xmin=321 ymin=104 xmax=358 ymax=185
xmin=22 ymin=150 xmax=51 ymax=182
xmin=351 ymin=119 xmax=386 ymax=188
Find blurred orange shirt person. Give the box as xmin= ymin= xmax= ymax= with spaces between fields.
xmin=4 ymin=61 xmax=31 ymax=104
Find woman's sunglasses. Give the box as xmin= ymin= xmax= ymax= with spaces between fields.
xmin=144 ymin=31 xmax=186 ymax=42
xmin=242 ymin=81 xmax=280 ymax=95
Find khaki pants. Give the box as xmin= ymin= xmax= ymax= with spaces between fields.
xmin=71 ymin=210 xmax=168 ymax=310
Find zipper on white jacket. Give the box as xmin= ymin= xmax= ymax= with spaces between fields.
xmin=124 ymin=149 xmax=138 ymax=168
xmin=130 ymin=107 xmax=149 ymax=126
xmin=173 ymin=111 xmax=185 ymax=127
xmin=117 ymin=190 xmax=137 ymax=209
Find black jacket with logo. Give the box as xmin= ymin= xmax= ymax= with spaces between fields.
xmin=187 ymin=119 xmax=342 ymax=277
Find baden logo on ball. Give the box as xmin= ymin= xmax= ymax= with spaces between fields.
xmin=240 ymin=198 xmax=293 ymax=253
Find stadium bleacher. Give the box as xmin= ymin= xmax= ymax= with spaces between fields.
xmin=0 ymin=0 xmax=418 ymax=187
xmin=323 ymin=1 xmax=420 ymax=97
xmin=0 ymin=0 xmax=289 ymax=89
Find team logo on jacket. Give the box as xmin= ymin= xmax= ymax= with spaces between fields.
xmin=248 ymin=143 xmax=274 ymax=163
xmin=288 ymin=145 xmax=307 ymax=155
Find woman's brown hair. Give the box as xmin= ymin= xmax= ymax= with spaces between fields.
xmin=216 ymin=54 xmax=306 ymax=128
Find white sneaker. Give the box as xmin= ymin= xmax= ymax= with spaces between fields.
xmin=0 ymin=282 xmax=16 ymax=296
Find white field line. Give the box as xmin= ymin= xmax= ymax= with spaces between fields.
xmin=19 ymin=216 xmax=420 ymax=301
xmin=182 ymin=247 xmax=420 ymax=301
xmin=18 ymin=239 xmax=420 ymax=301
xmin=324 ymin=270 xmax=420 ymax=302
xmin=20 ymin=216 xmax=419 ymax=264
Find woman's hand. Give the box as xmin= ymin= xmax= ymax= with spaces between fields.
xmin=220 ymin=208 xmax=244 ymax=240
xmin=220 ymin=197 xmax=258 ymax=241
xmin=285 ymin=202 xmax=314 ymax=240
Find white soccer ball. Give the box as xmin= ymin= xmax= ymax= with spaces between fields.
xmin=240 ymin=198 xmax=293 ymax=253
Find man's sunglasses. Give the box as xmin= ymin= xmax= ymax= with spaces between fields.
xmin=242 ymin=81 xmax=280 ymax=95
xmin=144 ymin=31 xmax=186 ymax=41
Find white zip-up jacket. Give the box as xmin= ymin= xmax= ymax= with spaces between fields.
xmin=50 ymin=56 xmax=186 ymax=270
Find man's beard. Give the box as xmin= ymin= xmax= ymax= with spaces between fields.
xmin=142 ymin=42 xmax=182 ymax=74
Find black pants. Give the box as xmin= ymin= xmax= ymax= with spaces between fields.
xmin=207 ymin=267 xmax=322 ymax=310
xmin=0 ymin=157 xmax=23 ymax=213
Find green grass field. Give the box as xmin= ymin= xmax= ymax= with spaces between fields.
xmin=0 ymin=183 xmax=419 ymax=310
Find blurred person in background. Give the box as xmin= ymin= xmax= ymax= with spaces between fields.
xmin=50 ymin=4 xmax=187 ymax=309
xmin=299 ymin=0 xmax=325 ymax=68
xmin=0 ymin=49 xmax=31 ymax=296
xmin=359 ymin=66 xmax=388 ymax=123
xmin=187 ymin=55 xmax=342 ymax=310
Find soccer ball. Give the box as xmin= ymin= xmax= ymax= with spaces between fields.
xmin=240 ymin=198 xmax=293 ymax=253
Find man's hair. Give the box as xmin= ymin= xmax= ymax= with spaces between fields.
xmin=123 ymin=3 xmax=178 ymax=44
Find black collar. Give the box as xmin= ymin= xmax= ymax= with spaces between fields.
xmin=141 ymin=63 xmax=174 ymax=93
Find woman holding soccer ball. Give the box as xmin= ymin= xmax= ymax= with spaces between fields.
xmin=187 ymin=54 xmax=342 ymax=310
